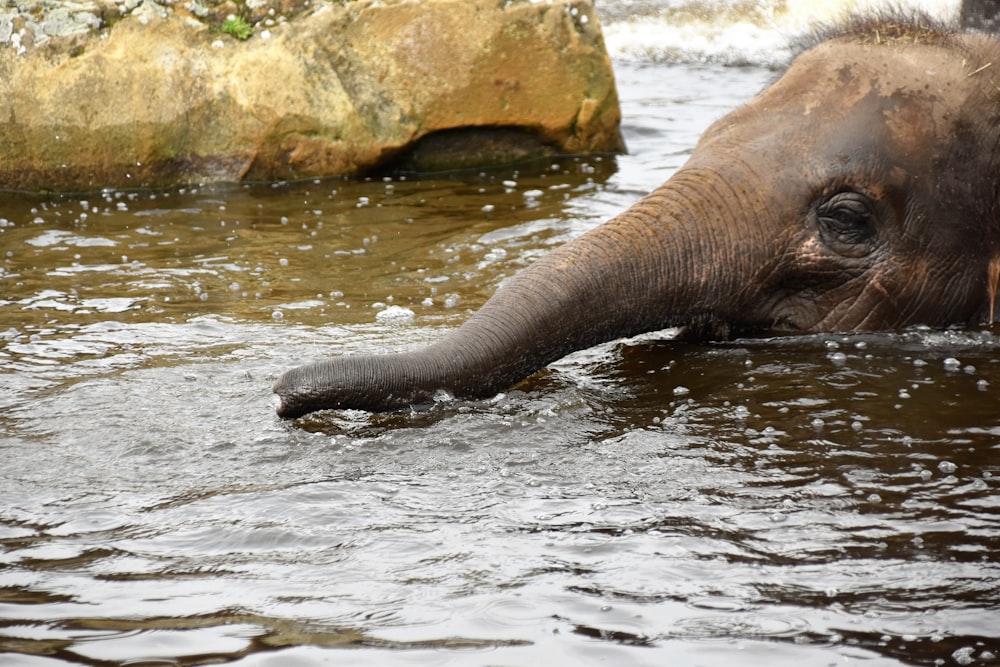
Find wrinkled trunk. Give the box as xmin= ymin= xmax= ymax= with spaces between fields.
xmin=274 ymin=170 xmax=753 ymax=417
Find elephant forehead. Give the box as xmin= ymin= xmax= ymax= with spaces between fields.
xmin=701 ymin=39 xmax=987 ymax=176
xmin=778 ymin=41 xmax=982 ymax=139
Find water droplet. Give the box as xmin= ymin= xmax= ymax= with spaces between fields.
xmin=937 ymin=461 xmax=957 ymax=474
xmin=673 ymin=385 xmax=690 ymax=396
xmin=433 ymin=388 xmax=454 ymax=403
xmin=943 ymin=357 xmax=961 ymax=371
xmin=952 ymin=646 xmax=976 ymax=665
xmin=271 ymin=310 xmax=283 ymax=320
xmin=375 ymin=305 xmax=415 ymax=324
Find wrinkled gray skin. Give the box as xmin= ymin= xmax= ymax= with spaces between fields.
xmin=274 ymin=16 xmax=1000 ymax=418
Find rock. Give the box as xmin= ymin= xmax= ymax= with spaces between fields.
xmin=0 ymin=0 xmax=624 ymax=191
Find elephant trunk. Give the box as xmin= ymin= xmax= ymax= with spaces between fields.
xmin=274 ymin=170 xmax=752 ymax=418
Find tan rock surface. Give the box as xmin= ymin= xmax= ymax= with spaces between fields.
xmin=0 ymin=0 xmax=624 ymax=191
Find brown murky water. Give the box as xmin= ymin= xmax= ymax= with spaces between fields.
xmin=2 ymin=62 xmax=998 ymax=666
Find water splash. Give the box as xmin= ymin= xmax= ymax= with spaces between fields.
xmin=600 ymin=0 xmax=962 ymax=67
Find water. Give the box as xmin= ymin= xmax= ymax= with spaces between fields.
xmin=2 ymin=2 xmax=999 ymax=665
xmin=600 ymin=0 xmax=962 ymax=66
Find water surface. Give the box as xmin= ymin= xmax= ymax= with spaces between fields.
xmin=2 ymin=57 xmax=999 ymax=667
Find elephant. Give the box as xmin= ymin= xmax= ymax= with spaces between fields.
xmin=274 ymin=13 xmax=1000 ymax=418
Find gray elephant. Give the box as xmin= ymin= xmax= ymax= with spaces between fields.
xmin=274 ymin=13 xmax=1000 ymax=418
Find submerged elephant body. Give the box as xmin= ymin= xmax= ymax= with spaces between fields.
xmin=275 ymin=14 xmax=1000 ymax=418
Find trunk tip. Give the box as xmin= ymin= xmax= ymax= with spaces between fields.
xmin=273 ymin=391 xmax=300 ymax=420
xmin=272 ymin=373 xmax=310 ymax=419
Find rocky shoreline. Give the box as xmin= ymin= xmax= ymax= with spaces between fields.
xmin=0 ymin=0 xmax=625 ymax=191
xmin=1 ymin=0 xmax=315 ymax=54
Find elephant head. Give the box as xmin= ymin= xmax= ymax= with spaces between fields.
xmin=274 ymin=14 xmax=1000 ymax=418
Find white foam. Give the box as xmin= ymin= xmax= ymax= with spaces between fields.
xmin=375 ymin=305 xmax=416 ymax=324
xmin=601 ymin=0 xmax=962 ymax=67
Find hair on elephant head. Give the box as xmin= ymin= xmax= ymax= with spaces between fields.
xmin=274 ymin=11 xmax=1000 ymax=418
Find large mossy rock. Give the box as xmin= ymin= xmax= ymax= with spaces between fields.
xmin=0 ymin=0 xmax=624 ymax=191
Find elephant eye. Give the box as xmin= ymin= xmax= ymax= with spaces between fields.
xmin=816 ymin=191 xmax=878 ymax=256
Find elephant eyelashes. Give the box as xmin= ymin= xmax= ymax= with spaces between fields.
xmin=816 ymin=191 xmax=878 ymax=257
